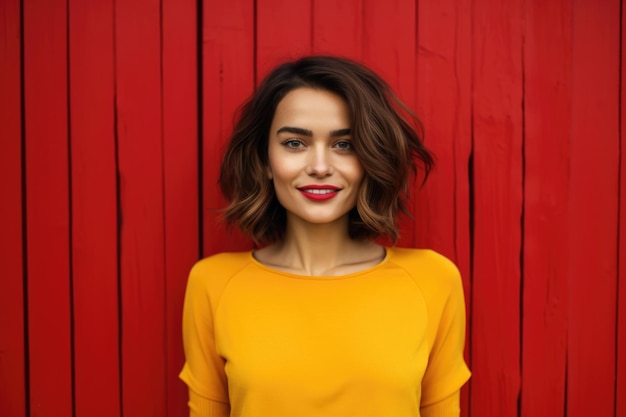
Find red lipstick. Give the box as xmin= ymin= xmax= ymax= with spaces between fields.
xmin=298 ymin=185 xmax=340 ymax=201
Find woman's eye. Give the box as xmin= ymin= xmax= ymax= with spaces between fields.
xmin=334 ymin=140 xmax=353 ymax=151
xmin=283 ymin=139 xmax=305 ymax=149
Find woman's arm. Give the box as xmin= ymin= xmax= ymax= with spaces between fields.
xmin=180 ymin=259 xmax=231 ymax=416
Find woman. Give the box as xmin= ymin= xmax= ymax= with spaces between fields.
xmin=180 ymin=56 xmax=471 ymax=417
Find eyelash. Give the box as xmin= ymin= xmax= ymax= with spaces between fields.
xmin=282 ymin=139 xmax=305 ymax=149
xmin=334 ymin=140 xmax=353 ymax=151
xmin=280 ymin=139 xmax=354 ymax=151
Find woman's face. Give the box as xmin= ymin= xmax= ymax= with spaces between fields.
xmin=267 ymin=87 xmax=364 ymax=227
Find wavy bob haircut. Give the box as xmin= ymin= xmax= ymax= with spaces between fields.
xmin=219 ymin=55 xmax=433 ymax=245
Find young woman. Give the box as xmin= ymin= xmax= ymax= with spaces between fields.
xmin=180 ymin=56 xmax=471 ymax=417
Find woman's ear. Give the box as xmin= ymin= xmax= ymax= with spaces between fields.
xmin=266 ymin=166 xmax=273 ymax=180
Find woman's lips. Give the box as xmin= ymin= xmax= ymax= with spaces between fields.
xmin=298 ymin=185 xmax=340 ymax=201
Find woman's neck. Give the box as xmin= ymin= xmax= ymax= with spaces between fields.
xmin=255 ymin=215 xmax=384 ymax=276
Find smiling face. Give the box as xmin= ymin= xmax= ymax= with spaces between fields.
xmin=267 ymin=87 xmax=364 ymax=228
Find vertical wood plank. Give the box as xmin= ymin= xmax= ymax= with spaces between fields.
xmin=162 ymin=0 xmax=199 ymax=415
xmin=618 ymin=0 xmax=626 ymax=413
xmin=470 ymin=0 xmax=523 ymax=416
xmin=415 ymin=0 xmax=471 ymax=262
xmin=0 ymin=0 xmax=26 ymax=415
xmin=23 ymin=0 xmax=73 ymax=416
xmin=361 ymin=0 xmax=416 ymax=105
xmin=568 ymin=1 xmax=620 ymax=416
xmin=115 ymin=0 xmax=166 ymax=415
xmin=361 ymin=0 xmax=417 ymax=248
xmin=311 ymin=0 xmax=363 ymax=59
xmin=68 ymin=1 xmax=120 ymax=416
xmin=415 ymin=0 xmax=473 ymax=414
xmin=202 ymin=0 xmax=255 ymax=256
xmin=521 ymin=1 xmax=571 ymax=416
xmin=255 ymin=0 xmax=312 ymax=79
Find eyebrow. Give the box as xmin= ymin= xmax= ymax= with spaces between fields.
xmin=276 ymin=126 xmax=351 ymax=137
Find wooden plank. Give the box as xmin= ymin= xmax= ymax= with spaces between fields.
xmin=415 ymin=0 xmax=472 ymax=414
xmin=255 ymin=0 xmax=312 ymax=80
xmin=568 ymin=1 xmax=620 ymax=416
xmin=470 ymin=0 xmax=523 ymax=416
xmin=162 ymin=0 xmax=199 ymax=415
xmin=618 ymin=0 xmax=626 ymax=413
xmin=202 ymin=0 xmax=255 ymax=256
xmin=361 ymin=0 xmax=416 ymax=105
xmin=23 ymin=0 xmax=73 ymax=416
xmin=114 ymin=0 xmax=166 ymax=415
xmin=361 ymin=0 xmax=417 ymax=248
xmin=311 ymin=0 xmax=363 ymax=59
xmin=414 ymin=0 xmax=472 ymax=277
xmin=0 ymin=0 xmax=26 ymax=415
xmin=68 ymin=1 xmax=120 ymax=416
xmin=520 ymin=1 xmax=571 ymax=416
xmin=450 ymin=0 xmax=473 ymax=326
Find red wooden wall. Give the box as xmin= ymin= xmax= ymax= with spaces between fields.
xmin=0 ymin=0 xmax=624 ymax=416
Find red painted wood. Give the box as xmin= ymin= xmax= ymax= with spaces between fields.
xmin=618 ymin=1 xmax=626 ymax=413
xmin=521 ymin=1 xmax=571 ymax=416
xmin=0 ymin=0 xmax=26 ymax=415
xmin=361 ymin=0 xmax=417 ymax=248
xmin=23 ymin=1 xmax=73 ymax=416
xmin=8 ymin=2 xmax=626 ymax=417
xmin=415 ymin=0 xmax=473 ymax=414
xmin=115 ymin=0 xmax=166 ymax=415
xmin=311 ymin=0 xmax=363 ymax=59
xmin=162 ymin=0 xmax=199 ymax=415
xmin=68 ymin=1 xmax=120 ymax=416
xmin=568 ymin=1 xmax=619 ymax=416
xmin=255 ymin=0 xmax=312 ymax=80
xmin=470 ymin=0 xmax=523 ymax=416
xmin=415 ymin=0 xmax=463 ymax=256
xmin=449 ymin=0 xmax=473 ymax=323
xmin=202 ymin=0 xmax=255 ymax=256
xmin=361 ymin=0 xmax=416 ymax=107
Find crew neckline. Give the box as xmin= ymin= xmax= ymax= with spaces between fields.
xmin=249 ymin=247 xmax=392 ymax=280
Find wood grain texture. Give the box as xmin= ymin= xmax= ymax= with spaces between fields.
xmin=568 ymin=1 xmax=620 ymax=416
xmin=414 ymin=0 xmax=455 ymax=252
xmin=115 ymin=0 xmax=166 ymax=415
xmin=2 ymin=2 xmax=625 ymax=417
xmin=470 ymin=0 xmax=523 ymax=416
xmin=0 ymin=0 xmax=26 ymax=415
xmin=162 ymin=0 xmax=199 ymax=415
xmin=361 ymin=0 xmax=417 ymax=248
xmin=23 ymin=1 xmax=73 ymax=416
xmin=311 ymin=0 xmax=363 ymax=59
xmin=255 ymin=0 xmax=313 ymax=80
xmin=415 ymin=0 xmax=472 ymax=414
xmin=618 ymin=1 xmax=626 ymax=413
xmin=202 ymin=0 xmax=255 ymax=256
xmin=68 ymin=1 xmax=120 ymax=416
xmin=521 ymin=1 xmax=571 ymax=416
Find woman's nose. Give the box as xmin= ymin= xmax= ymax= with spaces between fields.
xmin=307 ymin=146 xmax=332 ymax=177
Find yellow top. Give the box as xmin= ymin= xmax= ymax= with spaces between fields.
xmin=180 ymin=247 xmax=471 ymax=417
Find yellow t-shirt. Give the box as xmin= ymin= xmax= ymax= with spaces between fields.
xmin=180 ymin=247 xmax=470 ymax=417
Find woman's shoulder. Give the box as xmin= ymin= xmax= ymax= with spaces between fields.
xmin=191 ymin=250 xmax=253 ymax=271
xmin=388 ymin=247 xmax=459 ymax=273
xmin=187 ymin=251 xmax=254 ymax=291
xmin=386 ymin=247 xmax=463 ymax=292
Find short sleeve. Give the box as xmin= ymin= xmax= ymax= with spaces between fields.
xmin=179 ymin=261 xmax=230 ymax=406
xmin=420 ymin=263 xmax=471 ymax=408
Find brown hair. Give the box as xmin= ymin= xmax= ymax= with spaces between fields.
xmin=219 ymin=55 xmax=433 ymax=245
